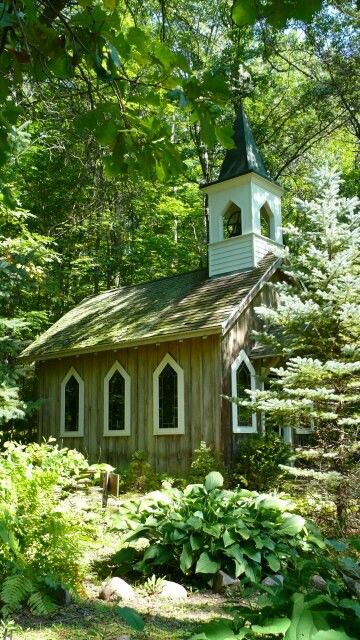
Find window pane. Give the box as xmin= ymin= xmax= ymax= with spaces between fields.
xmin=65 ymin=375 xmax=79 ymax=431
xmin=159 ymin=364 xmax=178 ymax=429
xmin=236 ymin=362 xmax=252 ymax=427
xmin=260 ymin=206 xmax=271 ymax=238
xmin=108 ymin=370 xmax=125 ymax=430
xmin=224 ymin=206 xmax=242 ymax=238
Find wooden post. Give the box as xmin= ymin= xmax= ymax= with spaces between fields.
xmin=108 ymin=472 xmax=120 ymax=497
xmin=102 ymin=471 xmax=110 ymax=508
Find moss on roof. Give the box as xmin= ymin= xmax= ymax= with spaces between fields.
xmin=21 ymin=254 xmax=279 ymax=361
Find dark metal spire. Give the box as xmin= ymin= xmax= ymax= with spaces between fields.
xmin=217 ymin=107 xmax=269 ymax=183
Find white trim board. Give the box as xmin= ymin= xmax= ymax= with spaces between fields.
xmin=60 ymin=367 xmax=84 ymax=437
xmin=231 ymin=350 xmax=257 ymax=433
xmin=103 ymin=361 xmax=131 ymax=436
xmin=153 ymin=353 xmax=185 ymax=435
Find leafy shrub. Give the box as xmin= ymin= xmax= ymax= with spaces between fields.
xmin=113 ymin=472 xmax=321 ymax=585
xmin=232 ymin=432 xmax=292 ymax=491
xmin=191 ymin=537 xmax=360 ymax=639
xmin=118 ymin=450 xmax=160 ymax=493
xmin=0 ymin=441 xmax=87 ymax=615
xmin=189 ymin=441 xmax=225 ymax=484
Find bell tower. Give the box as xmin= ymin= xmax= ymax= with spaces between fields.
xmin=201 ymin=107 xmax=284 ymax=277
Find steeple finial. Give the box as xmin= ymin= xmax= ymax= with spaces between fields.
xmin=218 ymin=107 xmax=269 ymax=183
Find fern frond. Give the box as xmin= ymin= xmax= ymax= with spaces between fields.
xmin=1 ymin=574 xmax=33 ymax=614
xmin=27 ymin=591 xmax=58 ymax=616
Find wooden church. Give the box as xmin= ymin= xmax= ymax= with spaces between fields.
xmin=21 ymin=108 xmax=284 ymax=473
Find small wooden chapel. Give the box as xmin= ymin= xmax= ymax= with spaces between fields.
xmin=21 ymin=108 xmax=284 ymax=473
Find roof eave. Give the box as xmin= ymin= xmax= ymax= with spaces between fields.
xmin=20 ymin=326 xmax=223 ymax=363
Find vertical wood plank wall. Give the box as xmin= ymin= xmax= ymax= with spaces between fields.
xmin=37 ymin=335 xmax=222 ymax=474
xmin=220 ymin=283 xmax=276 ymax=462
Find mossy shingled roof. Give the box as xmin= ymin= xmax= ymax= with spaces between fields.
xmin=21 ymin=254 xmax=279 ymax=361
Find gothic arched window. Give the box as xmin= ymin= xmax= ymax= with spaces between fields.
xmin=60 ymin=367 xmax=84 ymax=436
xmin=224 ymin=203 xmax=242 ymax=239
xmin=104 ymin=362 xmax=131 ymax=436
xmin=231 ymin=351 xmax=257 ymax=433
xmin=153 ymin=354 xmax=185 ymax=435
xmin=260 ymin=203 xmax=274 ymax=239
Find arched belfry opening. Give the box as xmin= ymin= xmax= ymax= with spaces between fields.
xmin=224 ymin=202 xmax=242 ymax=239
xmin=260 ymin=202 xmax=275 ymax=240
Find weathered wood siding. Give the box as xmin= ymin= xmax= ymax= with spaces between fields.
xmin=37 ymin=335 xmax=222 ymax=474
xmin=220 ymin=282 xmax=277 ymax=462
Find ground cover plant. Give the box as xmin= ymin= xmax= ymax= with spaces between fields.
xmin=190 ymin=537 xmax=360 ymax=640
xmin=0 ymin=440 xmax=89 ymax=616
xmin=112 ymin=472 xmax=322 ymax=585
xmin=231 ymin=432 xmax=292 ymax=491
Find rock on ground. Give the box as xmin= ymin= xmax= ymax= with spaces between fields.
xmin=99 ymin=577 xmax=135 ymax=601
xmin=212 ymin=570 xmax=240 ymax=592
xmin=159 ymin=580 xmax=187 ymax=601
xmin=262 ymin=575 xmax=284 ymax=587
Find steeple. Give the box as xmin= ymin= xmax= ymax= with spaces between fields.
xmin=218 ymin=107 xmax=269 ymax=183
xmin=200 ymin=107 xmax=284 ymax=277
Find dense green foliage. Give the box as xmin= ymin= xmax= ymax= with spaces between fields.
xmin=112 ymin=472 xmax=322 ymax=585
xmin=232 ymin=432 xmax=292 ymax=491
xmin=0 ymin=441 xmax=88 ymax=615
xmin=189 ymin=442 xmax=226 ymax=484
xmin=191 ymin=537 xmax=360 ymax=640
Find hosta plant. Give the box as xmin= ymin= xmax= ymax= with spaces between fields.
xmin=112 ymin=472 xmax=322 ymax=585
xmin=190 ymin=537 xmax=360 ymax=639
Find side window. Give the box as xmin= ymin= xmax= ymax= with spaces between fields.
xmin=153 ymin=354 xmax=185 ymax=435
xmin=60 ymin=367 xmax=84 ymax=436
xmin=231 ymin=351 xmax=257 ymax=433
xmin=224 ymin=202 xmax=242 ymax=239
xmin=260 ymin=202 xmax=275 ymax=240
xmin=104 ymin=362 xmax=131 ymax=436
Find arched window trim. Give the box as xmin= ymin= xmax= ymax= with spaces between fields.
xmin=103 ymin=361 xmax=131 ymax=436
xmin=260 ymin=201 xmax=275 ymax=241
xmin=231 ymin=350 xmax=257 ymax=433
xmin=60 ymin=367 xmax=84 ymax=437
xmin=222 ymin=201 xmax=243 ymax=239
xmin=153 ymin=353 xmax=185 ymax=436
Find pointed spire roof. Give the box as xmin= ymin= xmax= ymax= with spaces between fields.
xmin=217 ymin=107 xmax=270 ymax=184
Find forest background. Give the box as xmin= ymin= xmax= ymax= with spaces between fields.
xmin=0 ymin=0 xmax=359 ymax=434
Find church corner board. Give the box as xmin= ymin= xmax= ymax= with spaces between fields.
xmin=21 ymin=107 xmax=285 ymax=473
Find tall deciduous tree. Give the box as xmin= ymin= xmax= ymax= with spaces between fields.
xmin=0 ymin=188 xmax=55 ymax=430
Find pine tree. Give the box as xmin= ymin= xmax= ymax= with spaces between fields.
xmin=247 ymin=166 xmax=360 ymax=529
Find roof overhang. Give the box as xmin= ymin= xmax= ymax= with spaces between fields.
xmin=20 ymin=326 xmax=222 ymax=363
xmin=200 ymin=171 xmax=284 ymax=196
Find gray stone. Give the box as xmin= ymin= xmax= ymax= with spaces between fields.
xmin=99 ymin=577 xmax=135 ymax=601
xmin=262 ymin=574 xmax=284 ymax=587
xmin=212 ymin=570 xmax=240 ymax=592
xmin=310 ymin=574 xmax=327 ymax=592
xmin=159 ymin=580 xmax=187 ymax=601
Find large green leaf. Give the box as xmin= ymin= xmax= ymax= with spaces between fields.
xmin=266 ymin=552 xmax=281 ymax=572
xmin=193 ymin=620 xmax=237 ymax=639
xmin=252 ymin=617 xmax=291 ymax=636
xmin=204 ymin=472 xmax=224 ymax=492
xmin=180 ymin=542 xmax=193 ymax=573
xmin=116 ymin=606 xmax=145 ymax=631
xmin=278 ymin=514 xmax=305 ymax=536
xmin=312 ymin=632 xmax=357 ymax=640
xmin=195 ymin=552 xmax=221 ymax=574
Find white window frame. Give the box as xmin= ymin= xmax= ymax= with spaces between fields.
xmin=231 ymin=350 xmax=257 ymax=433
xmin=103 ymin=361 xmax=131 ymax=437
xmin=153 ymin=353 xmax=185 ymax=436
xmin=60 ymin=367 xmax=84 ymax=437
